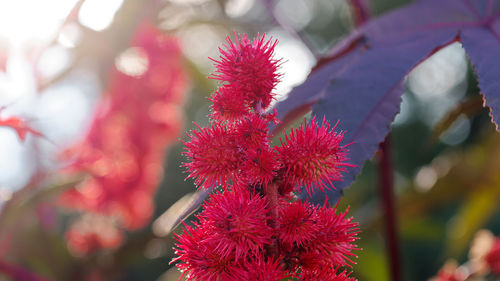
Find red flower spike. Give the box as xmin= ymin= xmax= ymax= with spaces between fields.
xmin=276 ymin=116 xmax=350 ymax=195
xmin=200 ymin=189 xmax=272 ymax=260
xmin=60 ymin=22 xmax=185 ymax=249
xmin=174 ymin=33 xmax=360 ymax=280
xmin=209 ymin=86 xmax=251 ymax=122
xmin=183 ymin=123 xmax=241 ymax=189
xmin=210 ymin=33 xmax=281 ymax=110
xmin=278 ymin=200 xmax=317 ymax=247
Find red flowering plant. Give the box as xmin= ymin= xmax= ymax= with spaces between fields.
xmin=172 ymin=34 xmax=360 ymax=281
xmin=429 ymin=230 xmax=500 ymax=281
xmin=59 ymin=22 xmax=186 ymax=255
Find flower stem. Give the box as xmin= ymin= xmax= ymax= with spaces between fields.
xmin=264 ymin=182 xmax=280 ymax=256
xmin=348 ymin=0 xmax=370 ymax=26
xmin=256 ymin=101 xmax=264 ymax=115
xmin=378 ymin=135 xmax=402 ymax=281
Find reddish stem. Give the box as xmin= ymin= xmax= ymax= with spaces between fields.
xmin=378 ymin=136 xmax=402 ymax=281
xmin=264 ymin=183 xmax=280 ymax=256
xmin=265 ymin=184 xmax=279 ymax=227
xmin=349 ymin=0 xmax=371 ymax=26
xmin=256 ymin=101 xmax=264 ymax=115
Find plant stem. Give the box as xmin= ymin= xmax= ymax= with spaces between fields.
xmin=265 ymin=182 xmax=280 ymax=256
xmin=265 ymin=183 xmax=279 ymax=228
xmin=378 ymin=135 xmax=402 ymax=281
xmin=348 ymin=0 xmax=371 ymax=26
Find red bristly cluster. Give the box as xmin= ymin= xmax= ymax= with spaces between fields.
xmin=486 ymin=238 xmax=500 ymax=276
xmin=60 ymin=22 xmax=185 ymax=254
xmin=172 ymin=34 xmax=359 ymax=280
xmin=429 ymin=230 xmax=500 ymax=281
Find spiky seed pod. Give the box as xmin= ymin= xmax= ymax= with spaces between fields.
xmin=302 ymin=205 xmax=360 ymax=267
xmin=276 ymin=116 xmax=350 ymax=195
xmin=234 ymin=113 xmax=270 ymax=149
xmin=210 ymin=33 xmax=281 ymax=110
xmin=209 ymin=86 xmax=251 ymax=123
xmin=278 ymin=200 xmax=317 ymax=247
xmin=183 ymin=123 xmax=241 ymax=189
xmin=172 ymin=223 xmax=246 ymax=281
xmin=200 ymin=189 xmax=273 ymax=260
xmin=241 ymin=148 xmax=279 ymax=186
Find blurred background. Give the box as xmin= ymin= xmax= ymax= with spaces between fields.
xmin=0 ymin=0 xmax=498 ymax=280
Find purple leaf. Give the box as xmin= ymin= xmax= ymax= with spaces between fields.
xmin=461 ymin=25 xmax=500 ymax=128
xmin=274 ymin=0 xmax=500 ymax=202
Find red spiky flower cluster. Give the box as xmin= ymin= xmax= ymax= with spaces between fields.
xmin=60 ymin=22 xmax=185 ymax=254
xmin=173 ymin=34 xmax=359 ymax=281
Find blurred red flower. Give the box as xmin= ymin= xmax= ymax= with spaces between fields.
xmin=60 ymin=21 xmax=186 ymax=254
